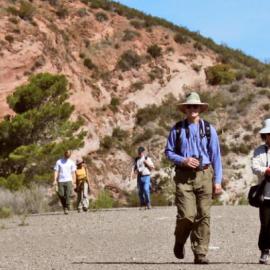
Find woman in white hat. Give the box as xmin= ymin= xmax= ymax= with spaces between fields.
xmin=252 ymin=119 xmax=270 ymax=264
xmin=75 ymin=158 xmax=90 ymax=212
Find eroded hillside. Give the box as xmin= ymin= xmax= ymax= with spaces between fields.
xmin=1 ymin=0 xmax=270 ymax=204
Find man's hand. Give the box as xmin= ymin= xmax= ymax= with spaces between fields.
xmin=213 ymin=183 xmax=222 ymax=195
xmin=182 ymin=157 xmax=200 ymax=168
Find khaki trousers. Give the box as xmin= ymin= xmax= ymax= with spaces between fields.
xmin=174 ymin=167 xmax=213 ymax=256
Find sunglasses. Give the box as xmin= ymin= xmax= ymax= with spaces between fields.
xmin=186 ymin=105 xmax=200 ymax=109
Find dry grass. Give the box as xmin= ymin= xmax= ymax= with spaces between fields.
xmin=0 ymin=185 xmax=51 ymax=216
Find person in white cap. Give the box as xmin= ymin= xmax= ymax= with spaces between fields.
xmin=252 ymin=118 xmax=270 ymax=264
xmin=165 ymin=92 xmax=222 ymax=264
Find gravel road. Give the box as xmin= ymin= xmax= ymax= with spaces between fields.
xmin=0 ymin=206 xmax=266 ymax=270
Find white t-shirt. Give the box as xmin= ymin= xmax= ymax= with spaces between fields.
xmin=135 ymin=156 xmax=154 ymax=176
xmin=54 ymin=158 xmax=76 ymax=183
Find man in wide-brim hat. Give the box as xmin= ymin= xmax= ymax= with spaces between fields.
xmin=165 ymin=92 xmax=222 ymax=264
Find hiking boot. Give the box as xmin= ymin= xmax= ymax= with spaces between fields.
xmin=194 ymin=255 xmax=209 ymax=264
xmin=173 ymin=241 xmax=185 ymax=259
xmin=259 ymin=250 xmax=270 ymax=264
xmin=64 ymin=208 xmax=69 ymax=215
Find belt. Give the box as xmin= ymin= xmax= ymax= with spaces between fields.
xmin=176 ymin=164 xmax=210 ymax=172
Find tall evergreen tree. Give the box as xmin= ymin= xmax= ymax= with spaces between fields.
xmin=0 ymin=73 xmax=86 ymax=190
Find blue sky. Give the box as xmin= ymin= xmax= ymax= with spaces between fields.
xmin=116 ymin=0 xmax=270 ymax=62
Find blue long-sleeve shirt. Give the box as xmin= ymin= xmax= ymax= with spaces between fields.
xmin=165 ymin=120 xmax=222 ymax=184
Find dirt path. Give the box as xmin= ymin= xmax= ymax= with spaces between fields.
xmin=0 ymin=206 xmax=265 ymax=270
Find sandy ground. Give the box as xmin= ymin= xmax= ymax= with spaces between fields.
xmin=0 ymin=206 xmax=265 ymax=270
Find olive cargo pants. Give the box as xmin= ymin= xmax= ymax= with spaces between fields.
xmin=174 ymin=167 xmax=213 ymax=256
xmin=58 ymin=181 xmax=72 ymax=210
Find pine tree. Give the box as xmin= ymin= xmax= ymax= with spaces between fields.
xmin=0 ymin=73 xmax=86 ymax=190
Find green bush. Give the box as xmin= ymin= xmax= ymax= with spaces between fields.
xmin=5 ymin=35 xmax=14 ymax=43
xmin=147 ymin=44 xmax=162 ymax=58
xmin=56 ymin=5 xmax=69 ymax=18
xmin=255 ymin=72 xmax=270 ymax=87
xmin=109 ymin=97 xmax=120 ymax=112
xmin=148 ymin=66 xmax=163 ymax=81
xmin=191 ymin=64 xmax=202 ymax=73
xmin=245 ymin=69 xmax=257 ymax=79
xmin=83 ymin=58 xmax=96 ymax=70
xmin=0 ymin=207 xmax=12 ymax=219
xmin=194 ymin=42 xmax=203 ymax=51
xmin=133 ymin=129 xmax=154 ymax=144
xmin=91 ymin=191 xmax=116 ymax=209
xmin=174 ymin=33 xmax=188 ymax=44
xmin=117 ymin=50 xmax=141 ymax=71
xmin=229 ymin=84 xmax=240 ymax=93
xmin=18 ymin=1 xmax=35 ymax=20
xmin=205 ymin=64 xmax=236 ymax=85
xmin=100 ymin=135 xmax=113 ymax=150
xmin=130 ymin=19 xmax=144 ymax=29
xmin=95 ymin=11 xmax=108 ymax=22
xmin=122 ymin=29 xmax=140 ymax=41
xmin=151 ymin=192 xmax=170 ymax=206
xmin=112 ymin=127 xmax=128 ymax=142
xmin=77 ymin=8 xmax=88 ymax=17
xmin=126 ymin=190 xmax=140 ymax=207
xmin=131 ymin=81 xmax=144 ymax=91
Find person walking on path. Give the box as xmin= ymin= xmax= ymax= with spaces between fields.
xmin=75 ymin=158 xmax=90 ymax=212
xmin=165 ymin=92 xmax=222 ymax=264
xmin=53 ymin=150 xmax=76 ymax=215
xmin=133 ymin=146 xmax=154 ymax=209
xmin=251 ymin=119 xmax=270 ymax=264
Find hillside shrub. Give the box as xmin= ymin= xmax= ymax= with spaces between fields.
xmin=255 ymin=72 xmax=270 ymax=87
xmin=117 ymin=50 xmax=141 ymax=71
xmin=122 ymin=29 xmax=140 ymax=41
xmin=109 ymin=97 xmax=120 ymax=112
xmin=194 ymin=42 xmax=203 ymax=51
xmin=147 ymin=44 xmax=162 ymax=58
xmin=174 ymin=33 xmax=188 ymax=44
xmin=245 ymin=68 xmax=257 ymax=79
xmin=229 ymin=84 xmax=240 ymax=93
xmin=5 ymin=35 xmax=14 ymax=43
xmin=205 ymin=64 xmax=236 ymax=85
xmin=77 ymin=8 xmax=88 ymax=17
xmin=95 ymin=11 xmax=108 ymax=22
xmin=56 ymin=5 xmax=69 ymax=18
xmin=18 ymin=1 xmax=35 ymax=20
xmin=0 ymin=207 xmax=12 ymax=219
xmin=131 ymin=81 xmax=144 ymax=91
xmin=133 ymin=129 xmax=154 ymax=144
xmin=130 ymin=19 xmax=144 ymax=29
xmin=0 ymin=73 xmax=85 ymax=189
xmin=112 ymin=127 xmax=128 ymax=142
xmin=83 ymin=58 xmax=96 ymax=70
xmin=90 ymin=191 xmax=116 ymax=209
xmin=148 ymin=66 xmax=163 ymax=81
xmin=100 ymin=136 xmax=113 ymax=150
xmin=191 ymin=64 xmax=202 ymax=73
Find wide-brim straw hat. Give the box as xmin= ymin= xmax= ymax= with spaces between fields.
xmin=76 ymin=158 xmax=84 ymax=165
xmin=259 ymin=119 xmax=270 ymax=134
xmin=179 ymin=92 xmax=208 ymax=113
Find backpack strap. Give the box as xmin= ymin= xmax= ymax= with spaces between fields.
xmin=200 ymin=120 xmax=211 ymax=151
xmin=175 ymin=119 xmax=211 ymax=155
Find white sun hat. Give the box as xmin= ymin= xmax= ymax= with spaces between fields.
xmin=260 ymin=119 xmax=270 ymax=134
